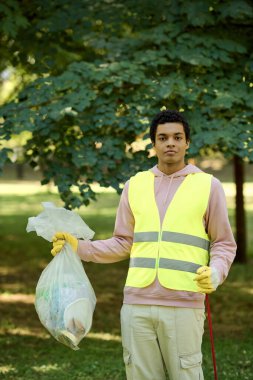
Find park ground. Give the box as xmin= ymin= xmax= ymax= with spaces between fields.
xmin=0 ymin=161 xmax=253 ymax=379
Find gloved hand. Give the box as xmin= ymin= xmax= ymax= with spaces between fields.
xmin=51 ymin=232 xmax=78 ymax=256
xmin=194 ymin=266 xmax=220 ymax=294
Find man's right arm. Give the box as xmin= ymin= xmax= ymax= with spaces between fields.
xmin=77 ymin=181 xmax=134 ymax=263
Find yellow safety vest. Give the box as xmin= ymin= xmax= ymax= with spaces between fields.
xmin=125 ymin=170 xmax=212 ymax=292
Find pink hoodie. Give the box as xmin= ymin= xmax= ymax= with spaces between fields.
xmin=78 ymin=164 xmax=236 ymax=309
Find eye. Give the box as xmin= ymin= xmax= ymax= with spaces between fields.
xmin=175 ymin=136 xmax=182 ymax=141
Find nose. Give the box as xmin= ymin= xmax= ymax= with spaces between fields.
xmin=166 ymin=137 xmax=175 ymax=147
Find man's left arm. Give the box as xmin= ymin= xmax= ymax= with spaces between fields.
xmin=194 ymin=176 xmax=237 ymax=293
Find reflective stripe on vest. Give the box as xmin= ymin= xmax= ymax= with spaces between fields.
xmin=129 ymin=257 xmax=202 ymax=273
xmin=134 ymin=231 xmax=210 ymax=250
xmin=125 ymin=170 xmax=212 ymax=292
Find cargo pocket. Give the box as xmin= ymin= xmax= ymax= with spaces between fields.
xmin=123 ymin=348 xmax=131 ymax=366
xmin=122 ymin=348 xmax=133 ymax=380
xmin=180 ymin=352 xmax=202 ymax=369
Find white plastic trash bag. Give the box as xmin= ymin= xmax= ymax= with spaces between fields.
xmin=27 ymin=202 xmax=96 ymax=350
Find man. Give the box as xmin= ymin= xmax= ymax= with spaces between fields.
xmin=52 ymin=110 xmax=236 ymax=380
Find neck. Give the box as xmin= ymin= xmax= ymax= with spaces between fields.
xmin=157 ymin=162 xmax=186 ymax=176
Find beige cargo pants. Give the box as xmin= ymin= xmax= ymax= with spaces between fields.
xmin=120 ymin=305 xmax=205 ymax=380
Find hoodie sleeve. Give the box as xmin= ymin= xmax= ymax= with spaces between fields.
xmin=205 ymin=177 xmax=236 ymax=284
xmin=77 ymin=181 xmax=133 ymax=263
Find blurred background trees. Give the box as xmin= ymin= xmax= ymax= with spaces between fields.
xmin=0 ymin=0 xmax=253 ymax=261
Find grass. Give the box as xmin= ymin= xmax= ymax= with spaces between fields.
xmin=0 ymin=184 xmax=253 ymax=379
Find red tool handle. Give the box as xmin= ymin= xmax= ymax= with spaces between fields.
xmin=206 ymin=294 xmax=218 ymax=380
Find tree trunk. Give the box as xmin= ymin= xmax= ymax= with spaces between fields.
xmin=16 ymin=163 xmax=24 ymax=179
xmin=233 ymin=155 xmax=247 ymax=263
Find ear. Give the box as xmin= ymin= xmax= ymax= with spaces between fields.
xmin=186 ymin=140 xmax=190 ymax=149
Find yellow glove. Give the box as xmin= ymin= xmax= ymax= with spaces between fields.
xmin=194 ymin=266 xmax=220 ymax=294
xmin=51 ymin=232 xmax=78 ymax=256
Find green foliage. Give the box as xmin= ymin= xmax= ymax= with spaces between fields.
xmin=0 ymin=0 xmax=253 ymax=207
xmin=0 ymin=148 xmax=11 ymax=171
xmin=0 ymin=0 xmax=29 ymax=38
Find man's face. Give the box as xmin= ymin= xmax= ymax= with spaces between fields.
xmin=154 ymin=122 xmax=189 ymax=170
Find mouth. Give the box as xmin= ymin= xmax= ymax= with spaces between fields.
xmin=164 ymin=150 xmax=177 ymax=155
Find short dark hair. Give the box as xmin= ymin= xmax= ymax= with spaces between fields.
xmin=150 ymin=110 xmax=190 ymax=143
